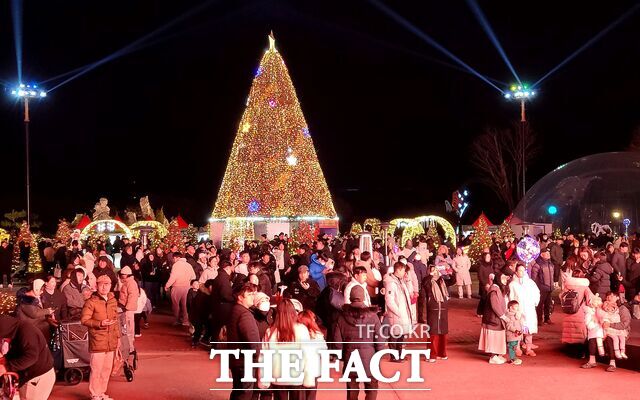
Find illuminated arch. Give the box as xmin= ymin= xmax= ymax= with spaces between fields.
xmin=80 ymin=219 xmax=132 ymax=239
xmin=414 ymin=215 xmax=457 ymax=248
xmin=362 ymin=218 xmax=382 ymax=236
xmin=129 ymin=221 xmax=169 ymax=238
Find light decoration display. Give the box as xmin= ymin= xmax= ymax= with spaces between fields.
xmin=12 ymin=221 xmax=31 ymax=271
xmin=27 ymin=233 xmax=43 ymax=274
xmin=516 ymin=236 xmax=541 ymax=264
xmin=0 ymin=228 xmax=10 ymax=244
xmin=504 ymin=84 xmax=535 ymax=100
xmin=0 ymin=292 xmax=16 ymax=316
xmin=130 ymin=221 xmax=169 ymax=238
xmin=413 ymin=216 xmax=457 ymax=248
xmin=164 ymin=219 xmax=186 ymax=252
xmin=211 ymin=33 xmax=337 ymax=222
xmin=401 ymin=221 xmax=425 ymax=246
xmin=363 ymin=218 xmax=382 ymax=237
xmin=54 ymin=219 xmax=72 ymax=245
xmin=80 ymin=219 xmax=132 ymax=239
xmin=468 ymin=216 xmax=492 ymax=264
xmin=350 ymin=223 xmax=363 ymax=235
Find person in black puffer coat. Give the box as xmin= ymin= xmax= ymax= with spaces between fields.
xmin=476 ymin=252 xmax=495 ymax=316
xmin=334 ymin=285 xmax=385 ymax=396
xmin=588 ymin=251 xmax=614 ymax=299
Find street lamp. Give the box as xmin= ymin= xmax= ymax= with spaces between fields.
xmin=504 ymin=83 xmax=535 ymax=221
xmin=612 ymin=211 xmax=621 ymax=219
xmin=10 ymin=83 xmax=47 ymax=226
xmin=504 ymin=84 xmax=535 ymax=122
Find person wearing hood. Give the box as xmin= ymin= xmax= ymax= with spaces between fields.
xmin=479 ymin=273 xmax=510 ymax=364
xmin=15 ymin=279 xmax=54 ymax=341
xmin=588 ymin=251 xmax=614 ymax=299
xmin=423 ymin=265 xmax=450 ymax=361
xmin=250 ymin=291 xmax=274 ymax=341
xmin=309 ymin=252 xmax=330 ymax=291
xmin=0 ymin=315 xmax=55 ymax=400
xmin=476 ymin=252 xmax=495 ymax=316
xmin=334 ymin=285 xmax=384 ymax=398
xmin=509 ymin=264 xmax=540 ymax=357
xmin=63 ymin=267 xmax=89 ymax=320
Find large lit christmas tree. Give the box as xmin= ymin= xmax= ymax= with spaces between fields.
xmin=469 ymin=216 xmax=492 ymax=264
xmin=211 ymin=33 xmax=336 ymax=221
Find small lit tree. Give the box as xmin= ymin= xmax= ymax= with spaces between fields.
xmin=469 ymin=217 xmax=492 ymax=264
xmin=164 ymin=219 xmax=185 ymax=252
xmin=55 ymin=219 xmax=72 ymax=245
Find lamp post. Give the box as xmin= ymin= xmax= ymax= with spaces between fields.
xmin=10 ymin=84 xmax=47 ymax=226
xmin=504 ymin=84 xmax=535 ymax=220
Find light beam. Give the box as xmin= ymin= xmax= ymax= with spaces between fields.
xmin=466 ymin=0 xmax=521 ymax=84
xmin=368 ymin=0 xmax=504 ymax=94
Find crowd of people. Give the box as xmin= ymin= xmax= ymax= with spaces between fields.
xmin=0 ymin=228 xmax=639 ymax=399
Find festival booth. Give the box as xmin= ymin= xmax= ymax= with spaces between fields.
xmin=209 ymin=34 xmax=338 ymax=248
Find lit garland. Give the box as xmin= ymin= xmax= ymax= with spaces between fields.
xmin=211 ymin=34 xmax=337 ymax=220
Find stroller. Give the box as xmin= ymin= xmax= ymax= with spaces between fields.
xmin=113 ymin=311 xmax=138 ymax=382
xmin=52 ymin=321 xmax=91 ymax=385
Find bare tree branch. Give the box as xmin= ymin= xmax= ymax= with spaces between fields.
xmin=470 ymin=129 xmax=514 ymax=209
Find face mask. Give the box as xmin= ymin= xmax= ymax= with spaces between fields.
xmin=258 ymin=302 xmax=271 ymax=312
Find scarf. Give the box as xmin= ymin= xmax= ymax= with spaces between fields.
xmin=431 ymin=277 xmax=449 ymax=303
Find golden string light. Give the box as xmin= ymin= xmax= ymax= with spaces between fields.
xmin=212 ymin=33 xmax=337 ymax=220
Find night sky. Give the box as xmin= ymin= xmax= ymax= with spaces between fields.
xmin=0 ymin=0 xmax=638 ymax=232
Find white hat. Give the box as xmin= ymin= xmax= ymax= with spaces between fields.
xmin=33 ymin=279 xmax=45 ymax=293
xmin=414 ymin=254 xmax=422 ymax=261
xmin=120 ymin=266 xmax=133 ymax=276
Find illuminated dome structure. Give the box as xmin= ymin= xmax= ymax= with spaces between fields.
xmin=513 ymin=152 xmax=640 ymax=233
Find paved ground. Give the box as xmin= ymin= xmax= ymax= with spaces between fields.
xmin=49 ymin=294 xmax=638 ymax=400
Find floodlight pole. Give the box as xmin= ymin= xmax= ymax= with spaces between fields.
xmin=23 ymin=97 xmax=31 ymax=226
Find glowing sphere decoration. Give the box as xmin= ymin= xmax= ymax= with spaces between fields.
xmin=547 ymin=205 xmax=558 ymax=215
xmin=623 ymin=218 xmax=631 ymax=228
xmin=516 ymin=236 xmax=540 ymax=264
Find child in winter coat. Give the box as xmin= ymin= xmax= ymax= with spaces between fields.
xmin=582 ymin=295 xmax=606 ymax=369
xmin=602 ymin=300 xmax=628 ymax=359
xmin=505 ymin=300 xmax=524 ymax=365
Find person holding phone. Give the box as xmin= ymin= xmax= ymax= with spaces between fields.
xmin=81 ymin=274 xmax=121 ymax=400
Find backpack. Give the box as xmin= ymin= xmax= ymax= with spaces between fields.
xmin=560 ymin=289 xmax=582 ymax=314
